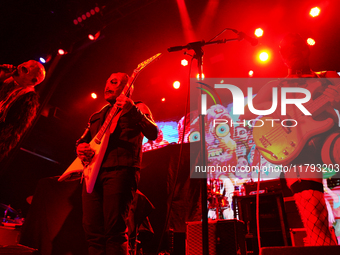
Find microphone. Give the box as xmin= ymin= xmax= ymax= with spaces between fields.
xmin=237 ymin=31 xmax=258 ymax=46
xmin=167 ymin=45 xmax=187 ymax=52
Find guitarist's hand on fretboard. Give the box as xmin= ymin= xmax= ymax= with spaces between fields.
xmin=115 ymin=94 xmax=134 ymax=111
xmin=77 ymin=142 xmax=95 ymax=166
xmin=324 ymin=85 xmax=340 ymax=105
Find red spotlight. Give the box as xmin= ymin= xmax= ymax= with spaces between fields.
xmin=258 ymin=51 xmax=270 ymax=63
xmin=307 ymin=38 xmax=316 ymax=46
xmin=86 ymin=12 xmax=91 ymax=18
xmin=161 ymin=98 xmax=166 ymax=102
xmin=181 ymin=59 xmax=188 ymax=66
xmin=173 ymin=81 xmax=180 ymax=89
xmin=77 ymin=17 xmax=82 ymax=23
xmin=90 ymin=9 xmax=95 ymax=15
xmin=88 ymin=31 xmax=100 ymax=41
xmin=91 ymin=93 xmax=97 ymax=99
xmin=58 ymin=49 xmax=66 ymax=55
xmin=310 ymin=7 xmax=320 ymax=17
xmin=73 ymin=19 xmax=78 ymax=25
xmin=82 ymin=14 xmax=86 ymax=20
xmin=254 ymin=28 xmax=263 ymax=37
xmin=94 ymin=7 xmax=100 ymax=13
xmin=248 ymin=70 xmax=254 ymax=77
xmin=196 ymin=73 xmax=205 ymax=80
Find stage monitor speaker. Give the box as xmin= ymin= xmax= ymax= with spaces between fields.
xmin=260 ymin=245 xmax=340 ymax=255
xmin=186 ymin=219 xmax=246 ymax=255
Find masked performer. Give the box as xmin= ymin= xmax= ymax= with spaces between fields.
xmin=0 ymin=60 xmax=45 ymax=162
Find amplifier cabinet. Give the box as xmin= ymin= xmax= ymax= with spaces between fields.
xmin=186 ymin=219 xmax=246 ymax=255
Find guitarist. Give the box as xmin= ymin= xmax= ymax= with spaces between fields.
xmin=76 ymin=72 xmax=158 ymax=255
xmin=243 ymin=33 xmax=339 ymax=245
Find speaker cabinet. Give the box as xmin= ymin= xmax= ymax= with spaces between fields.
xmin=186 ymin=219 xmax=246 ymax=255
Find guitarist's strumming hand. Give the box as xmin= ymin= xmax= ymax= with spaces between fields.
xmin=77 ymin=142 xmax=95 ymax=166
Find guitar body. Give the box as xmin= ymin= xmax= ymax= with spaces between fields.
xmin=58 ymin=110 xmax=123 ymax=193
xmin=253 ymin=114 xmax=334 ymax=165
xmin=83 ymin=129 xmax=110 ymax=193
xmin=84 ymin=109 xmax=122 ymax=193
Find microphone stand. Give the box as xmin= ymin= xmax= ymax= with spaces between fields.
xmin=168 ymin=37 xmax=239 ymax=255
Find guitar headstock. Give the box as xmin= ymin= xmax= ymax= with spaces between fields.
xmin=135 ymin=53 xmax=162 ymax=73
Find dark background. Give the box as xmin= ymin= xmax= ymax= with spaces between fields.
xmin=0 ymin=0 xmax=339 ymax=225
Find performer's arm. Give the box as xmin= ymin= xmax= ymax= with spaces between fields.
xmin=132 ymin=103 xmax=158 ymax=140
xmin=115 ymin=94 xmax=158 ymax=140
xmin=321 ymin=71 xmax=340 ymax=110
xmin=0 ymin=64 xmax=16 ymax=83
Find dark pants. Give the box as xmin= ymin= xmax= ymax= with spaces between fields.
xmin=82 ymin=166 xmax=139 ymax=255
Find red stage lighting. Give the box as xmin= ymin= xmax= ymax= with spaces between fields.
xmin=91 ymin=93 xmax=97 ymax=99
xmin=310 ymin=7 xmax=320 ymax=17
xmin=58 ymin=49 xmax=65 ymax=55
xmin=173 ymin=81 xmax=180 ymax=89
xmin=258 ymin=51 xmax=270 ymax=63
xmin=88 ymin=31 xmax=100 ymax=41
xmin=161 ymin=98 xmax=166 ymax=102
xmin=254 ymin=28 xmax=263 ymax=37
xmin=196 ymin=73 xmax=205 ymax=80
xmin=307 ymin=38 xmax=315 ymax=46
xmin=181 ymin=59 xmax=188 ymax=66
xmin=248 ymin=70 xmax=254 ymax=77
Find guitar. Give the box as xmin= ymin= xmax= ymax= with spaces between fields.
xmin=58 ymin=53 xmax=162 ymax=193
xmin=253 ymin=79 xmax=338 ymax=165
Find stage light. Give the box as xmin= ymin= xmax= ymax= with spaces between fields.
xmin=196 ymin=73 xmax=205 ymax=80
xmin=95 ymin=7 xmax=100 ymax=13
xmin=88 ymin=31 xmax=100 ymax=41
xmin=181 ymin=59 xmax=188 ymax=66
xmin=58 ymin=49 xmax=66 ymax=55
xmin=310 ymin=7 xmax=320 ymax=17
xmin=307 ymin=38 xmax=315 ymax=46
xmin=73 ymin=19 xmax=78 ymax=25
xmin=248 ymin=70 xmax=254 ymax=77
xmin=161 ymin=98 xmax=166 ymax=102
xmin=91 ymin=93 xmax=97 ymax=99
xmin=90 ymin=9 xmax=95 ymax=15
xmin=259 ymin=51 xmax=269 ymax=62
xmin=82 ymin=14 xmax=87 ymax=20
xmin=77 ymin=17 xmax=82 ymax=23
xmin=86 ymin=12 xmax=91 ymax=18
xmin=254 ymin=28 xmax=263 ymax=37
xmin=39 ymin=54 xmax=52 ymax=64
xmin=173 ymin=81 xmax=180 ymax=89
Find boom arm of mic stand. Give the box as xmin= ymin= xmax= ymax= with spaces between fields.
xmin=167 ymin=38 xmax=240 ymax=53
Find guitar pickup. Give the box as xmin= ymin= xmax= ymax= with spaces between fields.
xmin=259 ymin=136 xmax=271 ymax=148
